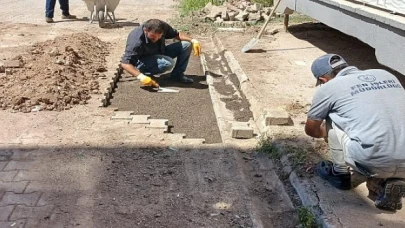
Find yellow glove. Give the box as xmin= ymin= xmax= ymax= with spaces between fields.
xmin=191 ymin=39 xmax=201 ymax=56
xmin=137 ymin=73 xmax=159 ymax=87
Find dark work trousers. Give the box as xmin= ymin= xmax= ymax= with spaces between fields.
xmin=45 ymin=0 xmax=69 ymax=18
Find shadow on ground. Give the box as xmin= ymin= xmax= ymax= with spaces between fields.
xmin=0 ymin=144 xmax=299 ymax=228
xmin=288 ymin=22 xmax=405 ymax=86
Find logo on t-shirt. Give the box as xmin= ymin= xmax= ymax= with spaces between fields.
xmin=358 ymin=75 xmax=376 ymax=82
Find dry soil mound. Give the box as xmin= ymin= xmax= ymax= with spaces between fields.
xmin=0 ymin=33 xmax=109 ymax=112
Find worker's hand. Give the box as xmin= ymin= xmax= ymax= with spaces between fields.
xmin=136 ymin=73 xmax=159 ymax=87
xmin=191 ymin=39 xmax=201 ymax=56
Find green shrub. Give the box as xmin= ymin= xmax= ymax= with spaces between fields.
xmin=298 ymin=207 xmax=318 ymax=228
xmin=257 ymin=137 xmax=281 ymax=159
xmin=179 ymin=0 xmax=226 ymax=16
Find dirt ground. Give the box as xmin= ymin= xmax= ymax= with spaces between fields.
xmin=1 ymin=33 xmax=109 ymax=112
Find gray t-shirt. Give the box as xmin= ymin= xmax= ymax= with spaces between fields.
xmin=308 ymin=66 xmax=405 ymax=167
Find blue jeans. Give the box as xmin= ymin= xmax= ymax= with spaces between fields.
xmin=46 ymin=0 xmax=69 ymax=18
xmin=136 ymin=41 xmax=192 ymax=78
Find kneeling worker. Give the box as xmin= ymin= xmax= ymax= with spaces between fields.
xmin=120 ymin=19 xmax=202 ymax=88
xmin=305 ymin=54 xmax=405 ymax=211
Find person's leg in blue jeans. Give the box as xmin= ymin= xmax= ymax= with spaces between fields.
xmin=45 ymin=0 xmax=57 ymax=18
xmin=46 ymin=0 xmax=75 ymax=23
xmin=136 ymin=55 xmax=175 ymax=75
xmin=165 ymin=41 xmax=193 ymax=83
xmin=58 ymin=0 xmax=70 ymax=16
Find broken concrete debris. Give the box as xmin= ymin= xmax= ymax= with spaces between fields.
xmin=200 ymin=0 xmax=281 ymax=25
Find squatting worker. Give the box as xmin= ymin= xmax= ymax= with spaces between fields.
xmin=120 ymin=19 xmax=202 ymax=88
xmin=305 ymin=54 xmax=405 ymax=211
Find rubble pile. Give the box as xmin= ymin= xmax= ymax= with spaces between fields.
xmin=0 ymin=33 xmax=109 ymax=112
xmin=199 ymin=0 xmax=278 ymax=25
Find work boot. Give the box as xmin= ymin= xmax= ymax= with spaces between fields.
xmin=316 ymin=160 xmax=351 ymax=190
xmin=170 ymin=74 xmax=194 ymax=83
xmin=375 ymin=179 xmax=405 ymax=211
xmin=45 ymin=17 xmax=54 ymax=23
xmin=61 ymin=14 xmax=77 ymax=20
xmin=366 ymin=177 xmax=385 ymax=198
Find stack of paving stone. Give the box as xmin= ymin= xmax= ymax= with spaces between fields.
xmin=200 ymin=0 xmax=277 ymax=25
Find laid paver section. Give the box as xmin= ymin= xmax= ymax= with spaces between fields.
xmin=10 ymin=205 xmax=54 ymax=220
xmin=0 ymin=171 xmax=18 ymax=182
xmin=4 ymin=161 xmax=38 ymax=171
xmin=111 ymin=111 xmax=134 ymax=120
xmin=14 ymin=171 xmax=44 ymax=182
xmin=0 ymin=181 xmax=28 ymax=193
xmin=0 ymin=192 xmax=41 ymax=206
xmin=0 ymin=162 xmax=7 ymax=171
xmin=146 ymin=119 xmax=168 ymax=130
xmin=0 ymin=205 xmax=15 ymax=220
xmin=0 ymin=220 xmax=26 ymax=228
xmin=130 ymin=115 xmax=150 ymax=124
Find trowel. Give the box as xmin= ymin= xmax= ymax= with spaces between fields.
xmin=150 ymin=81 xmax=179 ymax=93
xmin=154 ymin=87 xmax=179 ymax=93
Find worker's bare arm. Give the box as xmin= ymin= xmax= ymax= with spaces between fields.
xmin=305 ymin=118 xmax=326 ymax=138
xmin=176 ymin=32 xmax=193 ymax=42
xmin=121 ymin=63 xmax=142 ymax=77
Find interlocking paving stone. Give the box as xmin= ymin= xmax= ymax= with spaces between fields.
xmin=0 ymin=205 xmax=14 ymax=220
xmin=231 ymin=122 xmax=254 ymax=139
xmin=14 ymin=171 xmax=43 ymax=182
xmin=130 ymin=115 xmax=150 ymax=124
xmin=0 ymin=162 xmax=7 ymax=171
xmin=146 ymin=119 xmax=168 ymax=129
xmin=111 ymin=111 xmax=134 ymax=120
xmin=10 ymin=205 xmax=54 ymax=220
xmin=0 ymin=219 xmax=26 ymax=228
xmin=0 ymin=181 xmax=28 ymax=193
xmin=0 ymin=171 xmax=18 ymax=182
xmin=0 ymin=192 xmax=41 ymax=206
xmin=4 ymin=161 xmax=37 ymax=171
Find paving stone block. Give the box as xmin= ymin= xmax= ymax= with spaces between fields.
xmin=231 ymin=122 xmax=254 ymax=139
xmin=5 ymin=69 xmax=12 ymax=76
xmin=111 ymin=111 xmax=134 ymax=120
xmin=0 ymin=220 xmax=26 ymax=228
xmin=264 ymin=108 xmax=293 ymax=126
xmin=0 ymin=205 xmax=14 ymax=220
xmin=0 ymin=171 xmax=18 ymax=182
xmin=0 ymin=162 xmax=7 ymax=171
xmin=100 ymin=98 xmax=107 ymax=107
xmin=4 ymin=60 xmax=21 ymax=68
xmin=130 ymin=115 xmax=150 ymax=124
xmin=4 ymin=161 xmax=37 ymax=171
xmin=10 ymin=205 xmax=54 ymax=220
xmin=146 ymin=119 xmax=168 ymax=129
xmin=14 ymin=171 xmax=43 ymax=181
xmin=0 ymin=181 xmax=28 ymax=193
xmin=0 ymin=192 xmax=41 ymax=206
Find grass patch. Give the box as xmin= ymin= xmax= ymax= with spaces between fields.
xmin=252 ymin=0 xmax=274 ymax=7
xmin=284 ymin=145 xmax=307 ymax=168
xmin=179 ymin=0 xmax=226 ymax=16
xmin=256 ymin=136 xmax=281 ymax=159
xmin=298 ymin=207 xmax=319 ymax=228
